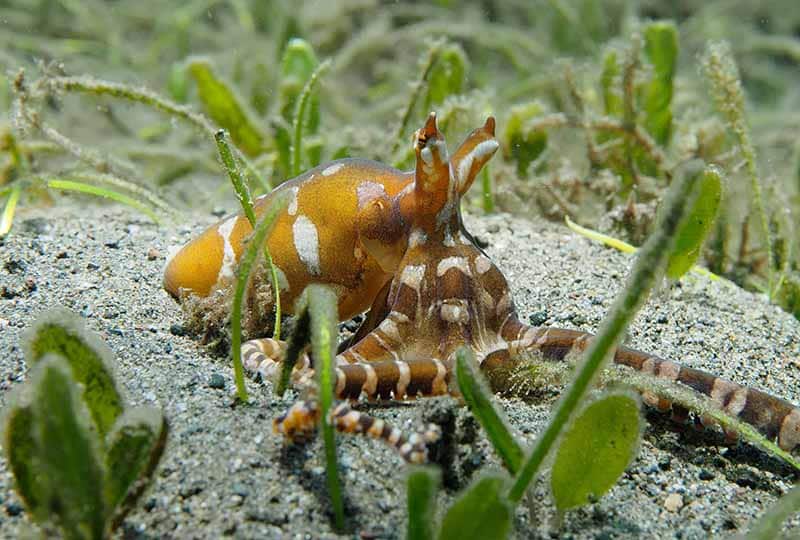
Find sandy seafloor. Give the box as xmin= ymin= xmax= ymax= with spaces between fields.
xmin=1 ymin=203 xmax=799 ymax=539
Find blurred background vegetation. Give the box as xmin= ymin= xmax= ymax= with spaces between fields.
xmin=0 ymin=0 xmax=798 ymax=319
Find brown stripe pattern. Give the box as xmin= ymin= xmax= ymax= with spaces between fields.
xmin=242 ymin=337 xmax=311 ymax=386
xmin=333 ymin=358 xmax=449 ymax=400
xmin=242 ymin=340 xmax=448 ymax=401
xmin=273 ymin=400 xmax=441 ymax=463
xmin=329 ymin=402 xmax=441 ymax=464
xmin=527 ymin=327 xmax=800 ymax=452
xmin=273 ymin=400 xmax=319 ymax=443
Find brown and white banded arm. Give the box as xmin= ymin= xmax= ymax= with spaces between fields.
xmin=516 ymin=326 xmax=800 ymax=452
xmin=273 ymin=400 xmax=440 ymax=464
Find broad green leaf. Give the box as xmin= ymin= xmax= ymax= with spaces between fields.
xmin=250 ymin=61 xmax=272 ymax=115
xmin=187 ymin=58 xmax=265 ymax=156
xmin=504 ymin=102 xmax=547 ymax=177
xmin=775 ymin=272 xmax=800 ymax=320
xmin=643 ymin=22 xmax=678 ymax=146
xmin=406 ymin=467 xmax=440 ymax=540
xmin=277 ymin=16 xmax=303 ymax=59
xmin=455 ymin=348 xmax=524 ymax=474
xmin=281 ymin=38 xmax=318 ymax=83
xmin=438 ymin=475 xmax=512 ymax=540
xmin=667 ymin=165 xmax=723 ymax=279
xmin=4 ymin=403 xmax=44 ymax=521
xmin=551 ymin=392 xmax=641 ymax=514
xmin=425 ymin=44 xmax=467 ymax=109
xmin=279 ymin=38 xmax=319 ymax=128
xmin=105 ymin=408 xmax=168 ymax=530
xmin=279 ymin=78 xmax=303 ymax=125
xmin=739 ymin=482 xmax=800 ymax=540
xmin=167 ymin=62 xmax=188 ymax=103
xmin=601 ymin=50 xmax=622 ymax=117
xmin=24 ymin=309 xmax=124 ymax=438
xmin=271 ymin=118 xmax=292 ymax=179
xmin=32 ymin=356 xmax=106 ymax=540
xmin=0 ymin=72 xmax=9 ymax=110
xmin=305 ymin=137 xmax=324 ymax=169
xmin=331 ymin=146 xmax=350 ymax=161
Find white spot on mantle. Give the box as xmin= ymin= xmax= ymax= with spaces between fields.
xmin=356 ymin=181 xmax=386 ymax=209
xmin=217 ymin=216 xmax=238 ymax=280
xmin=273 ymin=266 xmax=290 ymax=291
xmin=287 ymin=186 xmax=300 ymax=216
xmin=322 ymin=163 xmax=344 ymax=176
xmin=292 ymin=215 xmax=321 ymax=276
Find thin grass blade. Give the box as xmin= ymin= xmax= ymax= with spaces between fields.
xmin=47 ymin=179 xmax=160 ymax=224
xmin=291 ymin=60 xmax=331 ymax=176
xmin=216 ymin=130 xmax=283 ymax=341
xmin=215 ymin=129 xmax=256 ymax=224
xmin=565 ymin=216 xmax=724 ymax=281
xmin=276 ymin=309 xmax=310 ymax=397
xmin=481 ymin=165 xmax=494 ymax=213
xmin=305 ymin=284 xmax=345 ymax=531
xmin=0 ymin=183 xmax=22 ymax=237
xmin=230 ymin=192 xmax=290 ymax=402
xmin=455 ymin=348 xmax=523 ymax=474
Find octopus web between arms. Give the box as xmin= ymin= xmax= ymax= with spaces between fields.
xmin=242 ymin=113 xmax=800 ymax=465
